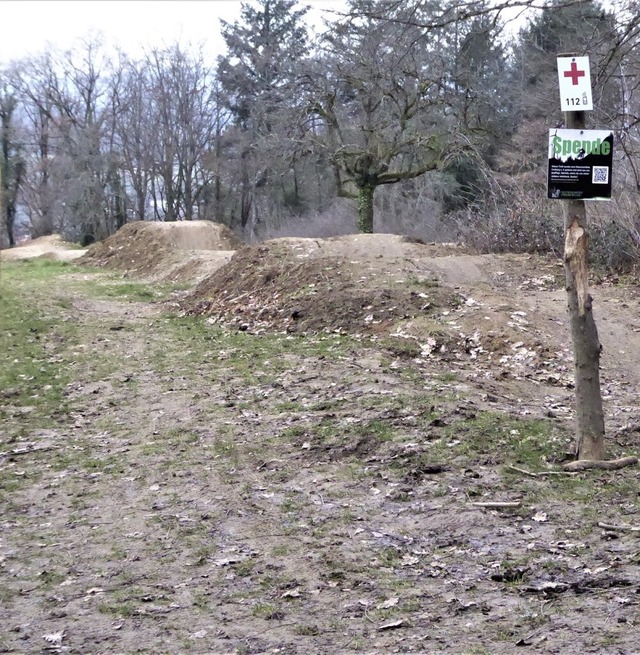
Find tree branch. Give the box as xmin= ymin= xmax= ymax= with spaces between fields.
xmin=563 ymin=456 xmax=638 ymax=471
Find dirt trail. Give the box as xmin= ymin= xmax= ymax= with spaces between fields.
xmin=2 ymin=233 xmax=640 ymax=654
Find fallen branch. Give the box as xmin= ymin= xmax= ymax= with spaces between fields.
xmin=472 ymin=501 xmax=521 ymax=509
xmin=562 ymin=456 xmax=638 ymax=472
xmin=597 ymin=522 xmax=640 ymax=533
xmin=506 ymin=465 xmax=578 ymax=478
xmin=506 ymin=466 xmax=539 ymax=478
xmin=3 ymin=445 xmax=58 ymax=458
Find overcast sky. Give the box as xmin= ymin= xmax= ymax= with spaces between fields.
xmin=0 ymin=0 xmax=348 ymax=64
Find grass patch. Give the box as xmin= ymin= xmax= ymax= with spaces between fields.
xmin=95 ymin=281 xmax=157 ymax=301
xmin=98 ymin=600 xmax=136 ymax=618
xmin=85 ymin=278 xmax=185 ymax=302
xmin=405 ymin=275 xmax=440 ymax=289
xmin=1 ymin=257 xmax=73 ymax=281
xmin=293 ymin=624 xmax=320 ymax=636
xmin=439 ymin=411 xmax=569 ymax=469
xmin=0 ymin=260 xmax=76 ymax=431
xmin=251 ymin=602 xmax=284 ymax=620
xmin=150 ymin=315 xmax=356 ymax=382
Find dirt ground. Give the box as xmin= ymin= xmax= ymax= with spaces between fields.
xmin=1 ymin=224 xmax=639 ymax=655
xmin=0 ymin=235 xmax=87 ymax=262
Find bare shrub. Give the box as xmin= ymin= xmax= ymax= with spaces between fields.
xmin=260 ymin=173 xmax=460 ymax=243
xmin=453 ymin=170 xmax=564 ymax=256
xmin=374 ymin=174 xmax=459 ymax=242
xmin=587 ymin=185 xmax=640 ymax=272
xmin=258 ymin=198 xmax=358 ymax=240
xmin=454 ymin=164 xmax=640 ymax=273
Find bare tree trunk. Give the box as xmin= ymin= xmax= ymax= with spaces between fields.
xmin=1 ymin=161 xmax=24 ymax=249
xmin=357 ymin=183 xmax=375 ymax=233
xmin=0 ymin=162 xmax=4 ymax=247
xmin=0 ymin=160 xmax=8 ymax=247
xmin=563 ymin=109 xmax=605 ymax=461
xmin=136 ymin=186 xmax=146 ymax=222
xmin=1 ymin=97 xmax=19 ymax=247
xmin=37 ymin=107 xmax=53 ymax=236
xmin=114 ymin=169 xmax=126 ymax=230
xmin=184 ymin=164 xmax=193 ymax=221
xmin=564 ymin=200 xmax=605 ymax=460
xmin=165 ymin=174 xmax=176 ymax=222
xmin=240 ymin=153 xmax=252 ymax=233
xmin=215 ymin=172 xmax=222 ymax=222
xmin=5 ymin=162 xmax=23 ymax=246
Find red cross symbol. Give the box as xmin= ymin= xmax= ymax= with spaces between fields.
xmin=564 ymin=61 xmax=585 ymax=85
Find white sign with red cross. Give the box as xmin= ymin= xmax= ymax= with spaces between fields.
xmin=557 ymin=56 xmax=593 ymax=111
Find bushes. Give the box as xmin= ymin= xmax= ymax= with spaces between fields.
xmin=453 ymin=172 xmax=564 ymax=256
xmin=453 ymin=169 xmax=640 ymax=273
xmin=589 ymin=219 xmax=639 ymax=272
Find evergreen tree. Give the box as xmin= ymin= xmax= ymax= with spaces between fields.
xmin=439 ymin=3 xmax=511 ymax=207
xmin=510 ymin=0 xmax=618 ymax=126
xmin=217 ymin=0 xmax=309 ymax=237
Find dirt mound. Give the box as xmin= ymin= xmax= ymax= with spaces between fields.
xmin=156 ymin=250 xmax=237 ymax=284
xmin=181 ymin=235 xmax=496 ymax=335
xmin=80 ymin=221 xmax=242 ymax=281
xmin=0 ymin=234 xmax=87 ymax=261
xmin=180 ymin=236 xmax=579 ymax=396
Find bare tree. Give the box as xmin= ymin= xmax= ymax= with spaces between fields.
xmin=110 ymin=55 xmax=154 ymax=223
xmin=303 ymin=0 xmax=469 ymax=233
xmin=11 ymin=52 xmax=60 ymax=237
xmin=0 ymin=75 xmax=25 ymax=247
xmin=139 ymin=44 xmax=220 ymax=222
xmin=11 ymin=40 xmax=117 ymax=241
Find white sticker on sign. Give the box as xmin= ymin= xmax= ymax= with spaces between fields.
xmin=557 ymin=56 xmax=593 ymax=111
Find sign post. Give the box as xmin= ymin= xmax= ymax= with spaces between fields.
xmin=557 ymin=56 xmax=593 ymax=111
xmin=553 ymin=55 xmax=605 ymax=462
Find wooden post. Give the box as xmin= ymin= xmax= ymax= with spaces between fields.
xmin=562 ymin=108 xmax=605 ymax=460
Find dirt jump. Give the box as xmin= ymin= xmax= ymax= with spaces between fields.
xmin=80 ymin=220 xmax=241 ymax=283
xmin=0 ymin=235 xmax=87 ymax=262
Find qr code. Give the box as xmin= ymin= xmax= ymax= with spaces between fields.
xmin=592 ymin=166 xmax=609 ymax=184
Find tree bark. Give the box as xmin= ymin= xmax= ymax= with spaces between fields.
xmin=357 ymin=183 xmax=375 ymax=233
xmin=114 ymin=170 xmax=126 ymax=231
xmin=0 ymin=162 xmax=4 ymax=247
xmin=563 ymin=109 xmax=605 ymax=461
xmin=165 ymin=179 xmax=176 ymax=222
xmin=6 ymin=191 xmax=16 ymax=246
